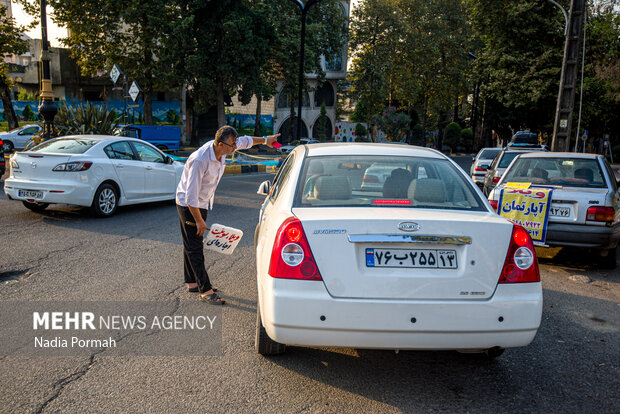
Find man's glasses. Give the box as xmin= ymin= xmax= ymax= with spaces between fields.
xmin=221 ymin=140 xmax=237 ymax=149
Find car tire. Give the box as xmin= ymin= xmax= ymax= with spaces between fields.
xmin=90 ymin=183 xmax=119 ymax=217
xmin=255 ymin=298 xmax=286 ymax=355
xmin=2 ymin=140 xmax=14 ymax=153
xmin=22 ymin=201 xmax=49 ymax=212
xmin=600 ymin=247 xmax=617 ymax=269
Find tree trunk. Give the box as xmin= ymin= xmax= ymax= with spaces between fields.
xmin=288 ymin=95 xmax=295 ymax=144
xmin=254 ymin=95 xmax=262 ymax=136
xmin=143 ymin=88 xmax=153 ymax=125
xmin=0 ymin=77 xmax=19 ymax=130
xmin=216 ymin=78 xmax=226 ymax=128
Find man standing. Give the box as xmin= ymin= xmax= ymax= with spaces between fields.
xmin=176 ymin=126 xmax=280 ymax=304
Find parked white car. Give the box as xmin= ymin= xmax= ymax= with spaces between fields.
xmin=4 ymin=135 xmax=184 ymax=217
xmin=1 ymin=124 xmax=42 ymax=152
xmin=488 ymin=152 xmax=620 ymax=268
xmin=254 ymin=143 xmax=542 ymax=357
xmin=470 ymin=147 xmax=500 ymax=187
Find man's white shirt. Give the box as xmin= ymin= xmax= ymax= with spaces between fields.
xmin=176 ymin=135 xmax=253 ymax=210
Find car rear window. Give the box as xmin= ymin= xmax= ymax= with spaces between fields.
xmin=498 ymin=152 xmax=522 ymax=168
xmin=31 ymin=138 xmax=98 ymax=154
xmin=479 ymin=148 xmax=500 ymax=159
xmin=503 ymin=157 xmax=607 ymax=188
xmin=294 ymin=155 xmax=486 ymax=211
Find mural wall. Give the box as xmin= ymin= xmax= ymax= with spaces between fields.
xmin=225 ymin=114 xmax=273 ymax=136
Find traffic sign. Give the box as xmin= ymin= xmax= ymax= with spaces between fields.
xmin=110 ymin=64 xmax=121 ymax=84
xmin=128 ymin=81 xmax=141 ymax=102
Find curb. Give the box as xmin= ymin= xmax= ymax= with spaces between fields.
xmin=224 ymin=164 xmax=271 ymax=175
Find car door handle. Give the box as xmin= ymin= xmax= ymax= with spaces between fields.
xmin=115 ymin=164 xmax=125 ymax=168
xmin=145 ymin=166 xmax=153 ymax=170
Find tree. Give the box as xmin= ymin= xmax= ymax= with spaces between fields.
xmin=443 ymin=121 xmax=462 ymax=151
xmin=0 ymin=5 xmax=31 ymax=130
xmin=18 ymin=0 xmax=182 ymax=125
xmin=372 ymin=106 xmax=411 ymax=141
xmin=315 ymin=103 xmax=329 ymax=140
xmin=22 ymin=104 xmax=35 ymax=121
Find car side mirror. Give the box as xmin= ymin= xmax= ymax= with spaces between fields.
xmin=257 ymin=180 xmax=271 ymax=196
xmin=472 ymin=156 xmax=476 ymax=162
xmin=165 ymin=156 xmax=173 ymax=164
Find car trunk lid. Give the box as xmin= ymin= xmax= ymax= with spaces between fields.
xmin=292 ymin=207 xmax=513 ymax=300
xmin=546 ymin=187 xmax=610 ymax=225
xmin=10 ymin=152 xmax=72 ymax=180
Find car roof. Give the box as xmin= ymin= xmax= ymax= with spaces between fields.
xmin=50 ymin=135 xmax=146 ymax=144
xmin=304 ymin=143 xmax=446 ymax=159
xmin=514 ymin=152 xmax=601 ymax=159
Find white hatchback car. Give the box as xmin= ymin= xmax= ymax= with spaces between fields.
xmin=4 ymin=135 xmax=184 ymax=217
xmin=0 ymin=124 xmax=42 ymax=152
xmin=254 ymin=143 xmax=542 ymax=358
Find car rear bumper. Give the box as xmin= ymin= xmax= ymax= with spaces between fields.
xmin=545 ymin=222 xmax=620 ymax=249
xmin=260 ymin=278 xmax=542 ymax=350
xmin=4 ymin=178 xmax=94 ymax=206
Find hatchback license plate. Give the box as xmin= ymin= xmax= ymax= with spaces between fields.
xmin=366 ymin=248 xmax=457 ymax=269
xmin=18 ymin=190 xmax=43 ymax=199
xmin=549 ymin=206 xmax=570 ymax=217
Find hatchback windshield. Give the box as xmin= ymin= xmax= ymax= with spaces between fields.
xmin=294 ymin=155 xmax=486 ymax=210
xmin=502 ymin=157 xmax=607 ymax=188
xmin=31 ymin=138 xmax=98 ymax=154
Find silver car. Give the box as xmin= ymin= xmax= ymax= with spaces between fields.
xmin=470 ymin=147 xmax=501 ymax=187
xmin=483 ymin=145 xmax=547 ymax=196
xmin=488 ymin=152 xmax=620 ymax=268
xmin=0 ymin=124 xmax=42 ymax=152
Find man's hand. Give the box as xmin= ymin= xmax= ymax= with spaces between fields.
xmin=195 ymin=220 xmax=208 ymax=237
xmin=265 ymin=134 xmax=281 ymax=148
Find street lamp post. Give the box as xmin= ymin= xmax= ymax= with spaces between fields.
xmin=38 ymin=0 xmax=57 ymax=141
xmin=288 ymin=0 xmax=323 ymax=141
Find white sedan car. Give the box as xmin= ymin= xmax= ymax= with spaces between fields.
xmin=254 ymin=143 xmax=542 ymax=358
xmin=4 ymin=135 xmax=184 ymax=217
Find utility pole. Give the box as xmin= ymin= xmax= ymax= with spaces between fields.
xmin=38 ymin=0 xmax=57 ymax=142
xmin=551 ymin=0 xmax=586 ymax=152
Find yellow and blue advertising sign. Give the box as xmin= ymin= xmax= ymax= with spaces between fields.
xmin=497 ymin=184 xmax=553 ymax=244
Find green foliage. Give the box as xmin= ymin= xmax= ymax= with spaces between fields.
xmin=355 ymin=123 xmax=367 ymax=138
xmin=166 ymin=109 xmax=180 ymax=125
xmin=314 ymin=103 xmax=329 ymax=140
xmin=411 ymin=123 xmax=425 ymax=145
xmin=444 ymin=122 xmax=462 ymax=148
xmin=372 ymin=107 xmax=411 ymax=141
xmin=51 ymin=103 xmax=120 ymax=136
xmin=21 ymin=104 xmax=35 ymax=121
xmin=461 ymin=127 xmax=473 ymax=144
xmin=17 ymin=88 xmax=38 ymax=101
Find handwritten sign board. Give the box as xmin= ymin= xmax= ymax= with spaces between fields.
xmin=497 ymin=186 xmax=553 ymax=244
xmin=203 ymin=224 xmax=243 ymax=255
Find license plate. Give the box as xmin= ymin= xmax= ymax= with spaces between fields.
xmin=549 ymin=206 xmax=570 ymax=217
xmin=18 ymin=190 xmax=43 ymax=199
xmin=366 ymin=248 xmax=457 ymax=269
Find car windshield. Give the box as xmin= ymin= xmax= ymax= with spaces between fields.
xmin=31 ymin=138 xmax=98 ymax=154
xmin=294 ymin=155 xmax=486 ymax=210
xmin=502 ymin=157 xmax=607 ymax=188
xmin=479 ymin=148 xmax=500 ymax=159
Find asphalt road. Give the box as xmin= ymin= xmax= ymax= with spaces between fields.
xmin=1 ymin=167 xmax=619 ymax=413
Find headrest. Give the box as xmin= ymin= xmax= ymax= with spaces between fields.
xmin=407 ymin=179 xmax=446 ymax=203
xmin=574 ymin=168 xmax=593 ymax=182
xmin=530 ymin=167 xmax=548 ymax=179
xmin=315 ymin=176 xmax=351 ymax=200
xmin=308 ymin=161 xmax=324 ymax=175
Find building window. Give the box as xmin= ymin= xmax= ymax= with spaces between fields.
xmin=314 ymin=83 xmax=335 ymax=107
xmin=277 ymin=91 xmax=309 ymax=109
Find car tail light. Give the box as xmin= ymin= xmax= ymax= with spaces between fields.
xmin=269 ymin=217 xmax=322 ymax=281
xmin=362 ymin=175 xmax=379 ymax=184
xmin=474 ymin=166 xmax=487 ymax=172
xmin=492 ymin=176 xmax=500 ymax=183
xmin=586 ymin=206 xmax=614 ymax=223
xmin=498 ymin=225 xmax=540 ymax=284
xmin=489 ymin=199 xmax=498 ymax=212
xmin=52 ymin=161 xmax=92 ymax=172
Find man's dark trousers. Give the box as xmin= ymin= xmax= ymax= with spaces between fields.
xmin=177 ymin=204 xmax=212 ymax=293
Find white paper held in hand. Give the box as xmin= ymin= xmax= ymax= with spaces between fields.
xmin=203 ymin=223 xmax=244 ymax=255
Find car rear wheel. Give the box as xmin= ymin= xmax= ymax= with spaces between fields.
xmin=255 ymin=298 xmax=286 ymax=355
xmin=90 ymin=183 xmax=118 ymax=217
xmin=22 ymin=201 xmax=49 ymax=212
xmin=2 ymin=140 xmax=14 ymax=153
